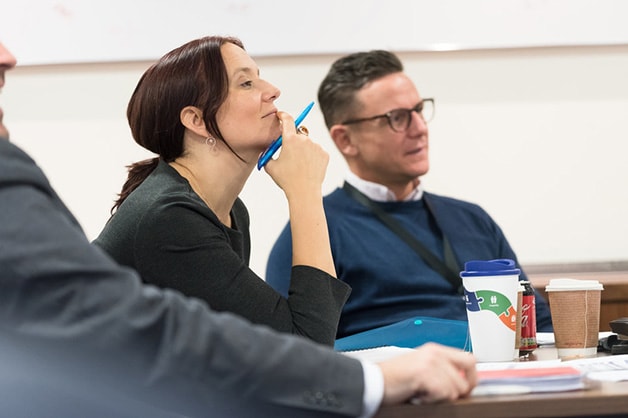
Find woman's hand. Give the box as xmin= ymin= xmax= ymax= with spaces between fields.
xmin=264 ymin=111 xmax=329 ymax=201
xmin=264 ymin=110 xmax=335 ymax=277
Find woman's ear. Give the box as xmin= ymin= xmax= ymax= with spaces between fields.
xmin=330 ymin=124 xmax=358 ymax=157
xmin=180 ymin=106 xmax=209 ymax=137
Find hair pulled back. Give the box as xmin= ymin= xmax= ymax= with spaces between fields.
xmin=112 ymin=36 xmax=244 ymax=212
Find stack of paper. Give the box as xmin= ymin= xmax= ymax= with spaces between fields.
xmin=473 ymin=365 xmax=588 ymax=396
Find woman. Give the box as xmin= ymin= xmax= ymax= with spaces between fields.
xmin=94 ymin=36 xmax=350 ymax=346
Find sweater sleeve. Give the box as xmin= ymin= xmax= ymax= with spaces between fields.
xmin=132 ymin=195 xmax=350 ymax=346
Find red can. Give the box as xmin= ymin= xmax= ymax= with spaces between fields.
xmin=519 ymin=280 xmax=538 ymax=353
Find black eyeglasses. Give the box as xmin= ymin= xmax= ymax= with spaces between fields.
xmin=342 ymin=98 xmax=435 ymax=133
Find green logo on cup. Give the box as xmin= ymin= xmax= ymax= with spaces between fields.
xmin=464 ymin=289 xmax=517 ymax=331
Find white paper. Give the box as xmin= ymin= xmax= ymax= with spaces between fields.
xmin=341 ymin=346 xmax=415 ymax=363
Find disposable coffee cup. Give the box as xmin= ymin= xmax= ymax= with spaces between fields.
xmin=545 ymin=278 xmax=603 ymax=359
xmin=460 ymin=259 xmax=521 ymax=362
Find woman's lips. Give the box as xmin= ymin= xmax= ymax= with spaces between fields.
xmin=263 ymin=110 xmax=278 ymax=118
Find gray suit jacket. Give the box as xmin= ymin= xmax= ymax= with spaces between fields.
xmin=0 ymin=139 xmax=365 ymax=418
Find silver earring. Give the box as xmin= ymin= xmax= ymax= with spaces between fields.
xmin=205 ymin=136 xmax=216 ymax=151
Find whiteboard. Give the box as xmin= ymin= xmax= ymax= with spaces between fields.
xmin=1 ymin=0 xmax=628 ymax=66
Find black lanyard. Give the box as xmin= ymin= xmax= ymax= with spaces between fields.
xmin=343 ymin=182 xmax=463 ymax=294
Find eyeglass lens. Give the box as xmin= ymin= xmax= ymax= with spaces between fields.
xmin=389 ymin=100 xmax=434 ymax=132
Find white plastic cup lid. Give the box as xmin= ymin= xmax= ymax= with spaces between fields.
xmin=545 ymin=278 xmax=603 ymax=292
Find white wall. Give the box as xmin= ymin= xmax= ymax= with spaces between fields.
xmin=4 ymin=45 xmax=628 ymax=277
xmin=3 ymin=0 xmax=628 ymax=65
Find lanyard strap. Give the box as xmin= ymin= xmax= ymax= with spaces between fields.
xmin=343 ymin=182 xmax=463 ymax=294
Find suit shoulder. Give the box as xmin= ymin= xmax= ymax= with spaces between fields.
xmin=0 ymin=140 xmax=51 ymax=190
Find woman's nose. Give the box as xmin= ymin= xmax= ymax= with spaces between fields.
xmin=0 ymin=43 xmax=18 ymax=69
xmin=265 ymin=81 xmax=281 ymax=102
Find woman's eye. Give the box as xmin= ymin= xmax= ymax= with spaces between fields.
xmin=240 ymin=80 xmax=253 ymax=88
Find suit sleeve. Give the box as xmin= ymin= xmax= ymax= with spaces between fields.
xmin=0 ymin=141 xmax=365 ymax=417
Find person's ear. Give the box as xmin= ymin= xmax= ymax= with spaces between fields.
xmin=180 ymin=106 xmax=209 ymax=137
xmin=330 ymin=124 xmax=359 ymax=157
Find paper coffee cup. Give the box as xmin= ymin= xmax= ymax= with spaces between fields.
xmin=545 ymin=278 xmax=603 ymax=359
xmin=461 ymin=259 xmax=521 ymax=362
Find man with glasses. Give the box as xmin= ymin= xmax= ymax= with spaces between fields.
xmin=267 ymin=50 xmax=552 ymax=341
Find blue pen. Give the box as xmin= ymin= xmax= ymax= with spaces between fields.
xmin=257 ymin=101 xmax=315 ymax=170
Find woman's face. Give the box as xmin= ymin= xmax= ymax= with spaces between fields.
xmin=216 ymin=42 xmax=281 ymax=155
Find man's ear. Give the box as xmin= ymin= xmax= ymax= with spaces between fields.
xmin=180 ymin=106 xmax=209 ymax=137
xmin=330 ymin=124 xmax=358 ymax=157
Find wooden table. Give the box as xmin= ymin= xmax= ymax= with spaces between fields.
xmin=374 ymin=348 xmax=628 ymax=418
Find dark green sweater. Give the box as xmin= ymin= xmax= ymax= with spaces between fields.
xmin=94 ymin=160 xmax=350 ymax=346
